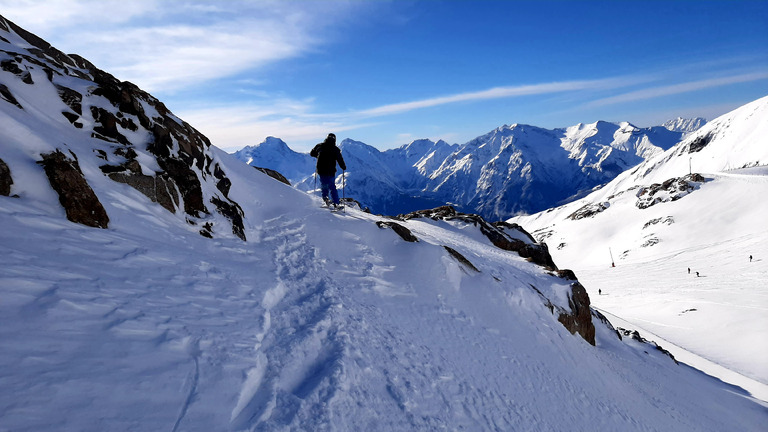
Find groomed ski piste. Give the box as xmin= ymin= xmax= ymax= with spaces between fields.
xmin=1 ymin=141 xmax=767 ymax=430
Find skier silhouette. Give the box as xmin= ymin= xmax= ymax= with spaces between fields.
xmin=750 ymin=255 xmax=753 ymax=262
xmin=310 ymin=133 xmax=346 ymax=208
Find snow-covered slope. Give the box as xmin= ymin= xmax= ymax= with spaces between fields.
xmin=511 ymin=95 xmax=768 ymax=399
xmin=1 ymin=15 xmax=766 ymax=431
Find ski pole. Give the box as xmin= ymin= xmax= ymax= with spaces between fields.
xmin=342 ymin=170 xmax=346 ymax=213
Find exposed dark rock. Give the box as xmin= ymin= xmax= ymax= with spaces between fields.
xmin=61 ymin=111 xmax=81 ymax=126
xmin=90 ymin=106 xmax=129 ymax=145
xmin=38 ymin=150 xmax=109 ymax=228
xmin=688 ymin=133 xmax=712 ymax=153
xmin=643 ymin=216 xmax=674 ymax=229
xmin=567 ymin=201 xmax=609 ymax=220
xmin=443 ymin=246 xmax=480 ymax=272
xmin=254 ymin=166 xmax=291 ymax=186
xmin=636 ymin=173 xmax=706 ymax=209
xmin=199 ymin=222 xmax=213 ymax=238
xmin=376 ymin=221 xmax=418 ymax=242
xmin=105 ymin=160 xmax=179 ymax=214
xmin=0 ymin=83 xmax=22 ymax=109
xmin=557 ymin=282 xmax=596 ymax=346
xmin=400 ymin=205 xmax=557 ymax=270
xmin=157 ymin=157 xmax=206 ymax=217
xmin=555 ymin=269 xmax=578 ymax=281
xmin=55 ymin=85 xmax=82 ymax=115
xmin=0 ymin=157 xmax=13 ymax=196
xmin=616 ymin=327 xmax=678 ymax=364
xmin=211 ymin=197 xmax=246 ymax=241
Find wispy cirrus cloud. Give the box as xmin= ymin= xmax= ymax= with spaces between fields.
xmin=585 ymin=71 xmax=768 ymax=108
xmin=0 ymin=0 xmax=364 ymax=92
xmin=351 ymin=77 xmax=643 ymax=118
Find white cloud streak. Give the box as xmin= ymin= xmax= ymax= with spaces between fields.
xmin=352 ymin=77 xmax=638 ymax=118
xmin=585 ymin=71 xmax=768 ymax=108
xmin=0 ymin=0 xmax=360 ymax=92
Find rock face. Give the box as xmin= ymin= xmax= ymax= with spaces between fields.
xmin=254 ymin=167 xmax=291 ymax=186
xmin=556 ymin=282 xmax=595 ymax=346
xmin=38 ymin=150 xmax=109 ymax=228
xmin=442 ymin=246 xmax=480 ymax=272
xmin=636 ymin=173 xmax=706 ymax=209
xmin=376 ymin=221 xmax=419 ymax=243
xmin=0 ymin=157 xmax=12 ymax=196
xmin=0 ymin=14 xmax=245 ymax=240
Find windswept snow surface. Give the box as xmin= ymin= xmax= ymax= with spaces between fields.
xmin=511 ymin=96 xmax=768 ymax=405
xmin=0 ymin=143 xmax=766 ymax=430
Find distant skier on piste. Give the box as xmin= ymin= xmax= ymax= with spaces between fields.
xmin=310 ymin=133 xmax=346 ymax=208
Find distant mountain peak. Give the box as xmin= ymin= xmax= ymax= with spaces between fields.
xmin=662 ymin=117 xmax=707 ymax=134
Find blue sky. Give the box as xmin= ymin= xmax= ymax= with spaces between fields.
xmin=2 ymin=0 xmax=767 ymax=151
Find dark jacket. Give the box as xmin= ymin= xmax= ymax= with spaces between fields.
xmin=310 ymin=137 xmax=346 ymax=176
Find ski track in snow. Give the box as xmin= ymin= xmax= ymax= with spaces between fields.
xmin=231 ymin=215 xmax=347 ymax=431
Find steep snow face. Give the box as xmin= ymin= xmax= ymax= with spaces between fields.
xmin=510 ymin=96 xmax=768 ymax=400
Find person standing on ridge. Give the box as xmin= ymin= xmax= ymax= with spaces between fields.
xmin=310 ymin=133 xmax=346 ymax=208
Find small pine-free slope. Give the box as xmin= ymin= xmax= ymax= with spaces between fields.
xmin=1 ymin=149 xmax=767 ymax=430
xmin=512 ymin=95 xmax=768 ymax=403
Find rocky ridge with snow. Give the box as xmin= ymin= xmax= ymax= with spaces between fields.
xmin=0 ymin=14 xmax=245 ymax=240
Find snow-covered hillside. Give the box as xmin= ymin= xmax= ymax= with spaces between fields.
xmin=511 ymin=95 xmax=768 ymax=401
xmin=234 ymin=122 xmax=682 ymax=220
xmin=1 ymin=15 xmax=766 ymax=431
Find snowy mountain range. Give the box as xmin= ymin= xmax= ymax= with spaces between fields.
xmin=234 ymin=119 xmax=690 ymax=220
xmin=1 ymin=15 xmax=766 ymax=431
xmin=511 ymin=95 xmax=768 ymax=401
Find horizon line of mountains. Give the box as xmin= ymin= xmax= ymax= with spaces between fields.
xmin=233 ymin=117 xmax=706 ymax=221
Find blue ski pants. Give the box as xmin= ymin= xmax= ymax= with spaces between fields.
xmin=319 ymin=175 xmax=340 ymax=205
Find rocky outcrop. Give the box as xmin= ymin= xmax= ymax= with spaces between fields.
xmin=443 ymin=246 xmax=480 ymax=272
xmin=401 ymin=206 xmax=557 ymax=271
xmin=688 ymin=133 xmax=712 ymax=153
xmin=616 ymin=327 xmax=678 ymax=364
xmin=0 ymin=83 xmax=22 ymax=109
xmin=38 ymin=150 xmax=109 ymax=228
xmin=557 ymin=282 xmax=595 ymax=346
xmin=567 ymin=202 xmax=609 ymax=220
xmin=0 ymin=157 xmax=12 ymax=195
xmin=100 ymin=159 xmax=179 ymax=214
xmin=376 ymin=221 xmax=418 ymax=242
xmin=636 ymin=173 xmax=705 ymax=209
xmin=0 ymin=14 xmax=247 ymax=240
xmin=254 ymin=167 xmax=291 ymax=186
